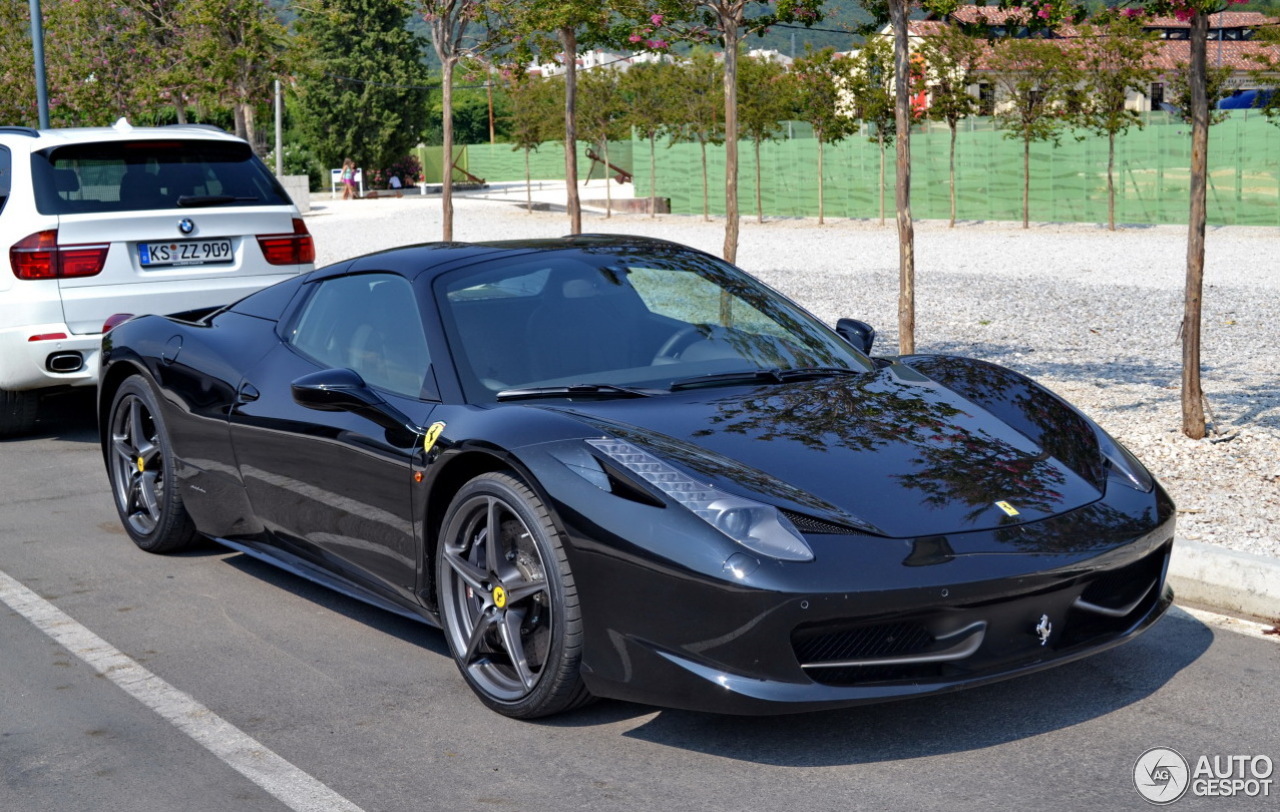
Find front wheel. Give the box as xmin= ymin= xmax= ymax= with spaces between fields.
xmin=436 ymin=472 xmax=591 ymax=718
xmin=106 ymin=376 xmax=199 ymax=553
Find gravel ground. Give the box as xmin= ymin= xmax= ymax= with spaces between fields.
xmin=304 ymin=187 xmax=1280 ymax=559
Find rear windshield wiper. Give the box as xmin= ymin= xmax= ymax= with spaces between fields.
xmin=177 ymin=194 xmax=260 ymax=207
xmin=670 ymin=366 xmax=864 ymax=391
xmin=496 ymin=383 xmax=660 ymax=401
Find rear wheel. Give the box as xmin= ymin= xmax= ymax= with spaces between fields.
xmin=106 ymin=376 xmax=199 ymax=553
xmin=0 ymin=388 xmax=39 ymax=437
xmin=436 ymin=472 xmax=591 ymax=718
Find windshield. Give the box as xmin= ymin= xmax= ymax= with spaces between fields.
xmin=437 ymin=245 xmax=873 ymax=403
xmin=32 ymin=139 xmax=291 ymax=215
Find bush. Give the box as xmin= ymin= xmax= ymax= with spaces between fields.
xmin=266 ymin=142 xmax=327 ymax=191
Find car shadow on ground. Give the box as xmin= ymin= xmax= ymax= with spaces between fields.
xmin=610 ymin=607 xmax=1212 ymax=766
xmin=218 ymin=550 xmax=451 ymax=657
xmin=2 ymin=388 xmax=100 ymax=445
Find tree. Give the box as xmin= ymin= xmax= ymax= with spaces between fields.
xmin=419 ymin=0 xmax=482 ymax=240
xmin=1073 ymin=16 xmax=1159 ymax=231
xmin=186 ymin=0 xmax=291 ymax=152
xmin=41 ymin=0 xmax=148 ymax=125
xmin=0 ymin=2 xmax=37 ymax=125
xmin=847 ymin=36 xmax=896 ymax=227
xmin=578 ymin=68 xmax=627 ymax=217
xmin=646 ymin=0 xmax=826 ymax=263
xmin=621 ymin=61 xmax=679 ymax=217
xmin=504 ymin=74 xmax=561 ymax=212
xmin=987 ymin=36 xmax=1080 ymax=229
xmin=998 ymin=0 xmax=1239 ymax=438
xmin=792 ymin=47 xmax=860 ymax=225
xmin=293 ymin=0 xmax=432 ymax=175
xmin=667 ymin=48 xmax=725 ymax=222
xmin=738 ymin=54 xmax=796 ymax=223
xmin=915 ymin=21 xmax=984 ymax=228
xmin=485 ymin=1 xmax=651 ymax=235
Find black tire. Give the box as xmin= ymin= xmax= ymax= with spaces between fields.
xmin=436 ymin=472 xmax=592 ymax=719
xmin=105 ymin=376 xmax=199 ymax=553
xmin=0 ymin=388 xmax=39 ymax=438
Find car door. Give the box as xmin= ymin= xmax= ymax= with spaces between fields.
xmin=229 ymin=271 xmax=435 ymax=605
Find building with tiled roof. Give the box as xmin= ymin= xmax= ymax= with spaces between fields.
xmin=893 ymin=4 xmax=1280 ymax=114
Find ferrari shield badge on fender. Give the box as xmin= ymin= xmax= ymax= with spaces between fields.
xmin=996 ymin=500 xmax=1020 ymax=517
xmin=422 ymin=421 xmax=446 ymax=455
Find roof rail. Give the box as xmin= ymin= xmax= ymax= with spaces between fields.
xmin=0 ymin=126 xmax=40 ymax=138
xmin=167 ymin=123 xmax=227 ymax=133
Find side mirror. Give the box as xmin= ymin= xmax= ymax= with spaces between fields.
xmin=291 ymin=368 xmax=417 ymax=438
xmin=835 ymin=318 xmax=876 ymax=355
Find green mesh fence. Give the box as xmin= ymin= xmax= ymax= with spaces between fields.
xmin=414 ymin=145 xmax=471 ymax=184
xmin=625 ymin=110 xmax=1279 ymax=227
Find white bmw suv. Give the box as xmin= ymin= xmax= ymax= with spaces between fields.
xmin=1 ymin=120 xmax=314 ymax=436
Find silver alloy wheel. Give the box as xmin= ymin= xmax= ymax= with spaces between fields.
xmin=108 ymin=393 xmax=166 ymax=536
xmin=439 ymin=491 xmax=553 ymax=702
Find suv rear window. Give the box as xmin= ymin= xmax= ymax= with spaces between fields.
xmin=31 ymin=139 xmax=291 ymax=215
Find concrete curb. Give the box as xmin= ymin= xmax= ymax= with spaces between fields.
xmin=1170 ymin=538 xmax=1280 ymax=623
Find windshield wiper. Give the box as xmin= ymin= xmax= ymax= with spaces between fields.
xmin=670 ymin=366 xmax=865 ymax=391
xmin=496 ymin=383 xmax=659 ymax=401
xmin=177 ymin=194 xmax=260 ymax=207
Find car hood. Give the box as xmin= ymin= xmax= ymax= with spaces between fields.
xmin=539 ymin=364 xmax=1104 ymax=539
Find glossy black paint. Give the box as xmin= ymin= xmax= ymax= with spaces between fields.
xmin=99 ymin=236 xmax=1176 ymax=715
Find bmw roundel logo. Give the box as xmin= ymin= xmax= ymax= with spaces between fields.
xmin=177 ymin=218 xmax=195 ymax=235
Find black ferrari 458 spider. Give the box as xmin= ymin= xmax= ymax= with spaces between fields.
xmin=99 ymin=235 xmax=1175 ymax=718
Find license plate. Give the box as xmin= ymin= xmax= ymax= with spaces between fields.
xmin=139 ymin=239 xmax=233 ymax=267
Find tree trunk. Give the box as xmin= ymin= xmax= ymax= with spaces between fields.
xmin=524 ymin=148 xmax=532 ymax=213
xmin=1023 ymin=138 xmax=1031 ymax=229
xmin=1182 ymin=12 xmax=1209 ymax=439
xmin=700 ymin=139 xmax=710 ymax=222
xmin=604 ymin=139 xmax=612 ymax=218
xmin=817 ymin=138 xmax=825 ymax=225
xmin=878 ymin=132 xmax=885 ymax=226
xmin=560 ymin=27 xmax=582 ymax=235
xmin=721 ymin=21 xmax=741 ymax=263
xmin=441 ymin=57 xmax=456 ymax=241
xmin=1107 ymin=130 xmax=1116 ymax=232
xmin=948 ymin=122 xmax=957 ymax=228
xmin=649 ymin=133 xmax=657 ymax=217
xmin=755 ymin=139 xmax=763 ymax=223
xmin=174 ymin=89 xmax=187 ymax=125
xmin=891 ymin=0 xmax=916 ymax=356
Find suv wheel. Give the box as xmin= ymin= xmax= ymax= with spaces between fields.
xmin=0 ymin=388 xmax=39 ymax=437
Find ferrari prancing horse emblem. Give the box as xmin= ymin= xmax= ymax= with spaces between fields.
xmin=1035 ymin=614 xmax=1052 ymax=646
xmin=422 ymin=421 xmax=446 ymax=454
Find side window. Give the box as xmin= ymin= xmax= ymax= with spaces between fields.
xmin=288 ymin=273 xmax=431 ymax=399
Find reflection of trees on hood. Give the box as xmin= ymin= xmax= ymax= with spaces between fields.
xmin=688 ymin=369 xmax=1081 ymax=522
xmin=903 ymin=356 xmax=1105 ymax=488
xmin=994 ymin=502 xmax=1157 ymax=555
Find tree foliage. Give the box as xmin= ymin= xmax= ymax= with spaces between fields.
xmin=292 ymin=0 xmax=432 ymax=173
xmin=988 ymin=36 xmax=1081 ymax=228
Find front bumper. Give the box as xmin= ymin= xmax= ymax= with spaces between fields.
xmin=565 ymin=486 xmax=1176 ymax=715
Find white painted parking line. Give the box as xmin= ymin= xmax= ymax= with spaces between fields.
xmin=0 ymin=569 xmax=366 ymax=812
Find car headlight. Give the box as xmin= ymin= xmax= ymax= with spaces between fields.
xmin=586 ymin=438 xmax=814 ymax=562
xmin=1097 ymin=431 xmax=1154 ymax=493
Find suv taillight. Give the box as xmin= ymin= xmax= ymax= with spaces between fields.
xmin=11 ymin=230 xmax=110 ymax=280
xmin=256 ymin=218 xmax=315 ymax=266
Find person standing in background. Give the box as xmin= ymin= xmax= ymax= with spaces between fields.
xmin=341 ymin=158 xmax=358 ymax=200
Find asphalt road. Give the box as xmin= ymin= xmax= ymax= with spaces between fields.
xmin=2 ymin=390 xmax=1277 ymax=812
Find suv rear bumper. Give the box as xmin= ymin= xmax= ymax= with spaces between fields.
xmin=0 ymin=324 xmax=101 ymax=391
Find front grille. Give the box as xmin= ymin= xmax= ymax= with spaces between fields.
xmin=793 ymin=620 xmax=935 ymax=664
